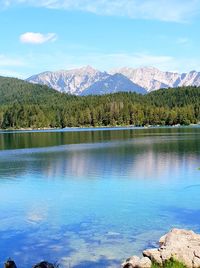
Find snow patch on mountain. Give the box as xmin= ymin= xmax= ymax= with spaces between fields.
xmin=27 ymin=66 xmax=200 ymax=95
xmin=110 ymin=67 xmax=181 ymax=92
xmin=27 ymin=66 xmax=109 ymax=95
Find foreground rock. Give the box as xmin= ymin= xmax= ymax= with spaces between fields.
xmin=33 ymin=261 xmax=58 ymax=268
xmin=4 ymin=260 xmax=17 ymax=268
xmin=122 ymin=228 xmax=200 ymax=268
xmin=4 ymin=260 xmax=57 ymax=268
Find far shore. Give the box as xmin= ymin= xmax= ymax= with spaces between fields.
xmin=0 ymin=123 xmax=200 ymax=133
xmin=0 ymin=124 xmax=200 ymax=133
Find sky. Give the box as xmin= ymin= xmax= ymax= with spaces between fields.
xmin=0 ymin=0 xmax=200 ymax=78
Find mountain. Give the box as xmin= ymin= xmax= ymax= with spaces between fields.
xmin=27 ymin=66 xmax=109 ymax=95
xmin=81 ymin=73 xmax=147 ymax=95
xmin=27 ymin=66 xmax=200 ymax=95
xmin=178 ymin=71 xmax=200 ymax=87
xmin=111 ymin=67 xmax=200 ymax=92
xmin=27 ymin=66 xmax=147 ymax=95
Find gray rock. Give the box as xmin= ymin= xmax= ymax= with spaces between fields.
xmin=158 ymin=228 xmax=200 ymax=267
xmin=122 ymin=256 xmax=140 ymax=268
xmin=194 ymin=249 xmax=200 ymax=259
xmin=4 ymin=259 xmax=17 ymax=268
xmin=123 ymin=264 xmax=134 ymax=268
xmin=193 ymin=256 xmax=200 ymax=268
xmin=143 ymin=248 xmax=162 ymax=265
xmin=122 ymin=228 xmax=200 ymax=268
xmin=161 ymin=249 xmax=172 ymax=262
xmin=137 ymin=257 xmax=152 ymax=268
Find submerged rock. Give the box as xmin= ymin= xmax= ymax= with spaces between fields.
xmin=3 ymin=260 xmax=58 ymax=268
xmin=4 ymin=259 xmax=17 ymax=268
xmin=122 ymin=228 xmax=200 ymax=268
xmin=33 ymin=261 xmax=57 ymax=268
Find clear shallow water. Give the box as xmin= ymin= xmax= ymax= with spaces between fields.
xmin=0 ymin=127 xmax=200 ymax=268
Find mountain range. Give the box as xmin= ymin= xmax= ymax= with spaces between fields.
xmin=27 ymin=66 xmax=200 ymax=95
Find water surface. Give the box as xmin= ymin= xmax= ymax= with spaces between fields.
xmin=0 ymin=127 xmax=200 ymax=267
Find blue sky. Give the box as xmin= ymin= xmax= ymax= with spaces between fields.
xmin=0 ymin=0 xmax=200 ymax=78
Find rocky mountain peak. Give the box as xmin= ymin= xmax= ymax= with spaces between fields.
xmin=27 ymin=66 xmax=200 ymax=95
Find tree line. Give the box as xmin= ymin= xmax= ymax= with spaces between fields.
xmin=0 ymin=76 xmax=200 ymax=129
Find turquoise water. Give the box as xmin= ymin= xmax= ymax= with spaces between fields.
xmin=0 ymin=127 xmax=200 ymax=267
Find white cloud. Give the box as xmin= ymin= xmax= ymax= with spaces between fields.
xmin=0 ymin=54 xmax=25 ymax=77
xmin=2 ymin=51 xmax=200 ymax=79
xmin=0 ymin=54 xmax=24 ymax=67
xmin=177 ymin=37 xmax=190 ymax=45
xmin=20 ymin=32 xmax=57 ymax=44
xmin=25 ymin=50 xmax=200 ymax=73
xmin=98 ymin=52 xmax=200 ymax=73
xmin=1 ymin=0 xmax=200 ymax=22
xmin=66 ymin=51 xmax=176 ymax=72
xmin=0 ymin=69 xmax=24 ymax=78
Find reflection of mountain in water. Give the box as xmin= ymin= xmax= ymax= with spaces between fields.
xmin=40 ymin=142 xmax=200 ymax=180
xmin=0 ymin=127 xmax=200 ymax=181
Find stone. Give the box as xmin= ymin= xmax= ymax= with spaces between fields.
xmin=143 ymin=249 xmax=162 ymax=265
xmin=159 ymin=234 xmax=167 ymax=247
xmin=123 ymin=264 xmax=134 ymax=268
xmin=160 ymin=249 xmax=172 ymax=262
xmin=193 ymin=256 xmax=200 ymax=268
xmin=172 ymin=250 xmax=193 ymax=268
xmin=137 ymin=257 xmax=152 ymax=268
xmin=159 ymin=229 xmax=200 ymax=268
xmin=4 ymin=260 xmax=17 ymax=268
xmin=128 ymin=256 xmax=141 ymax=266
xmin=33 ymin=261 xmax=57 ymax=268
xmin=122 ymin=228 xmax=200 ymax=268
xmin=194 ymin=249 xmax=200 ymax=259
xmin=122 ymin=256 xmax=140 ymax=268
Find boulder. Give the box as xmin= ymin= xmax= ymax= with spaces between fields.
xmin=4 ymin=260 xmax=17 ymax=268
xmin=33 ymin=261 xmax=57 ymax=268
xmin=193 ymin=257 xmax=200 ymax=268
xmin=121 ymin=256 xmax=140 ymax=268
xmin=122 ymin=228 xmax=200 ymax=268
xmin=158 ymin=228 xmax=200 ymax=267
xmin=137 ymin=257 xmax=152 ymax=268
xmin=123 ymin=264 xmax=134 ymax=268
xmin=143 ymin=248 xmax=162 ymax=265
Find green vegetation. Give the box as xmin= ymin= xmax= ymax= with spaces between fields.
xmin=151 ymin=260 xmax=186 ymax=268
xmin=0 ymin=76 xmax=200 ymax=129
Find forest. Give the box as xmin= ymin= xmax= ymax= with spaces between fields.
xmin=0 ymin=76 xmax=200 ymax=129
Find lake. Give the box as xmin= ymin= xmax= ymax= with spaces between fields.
xmin=0 ymin=127 xmax=200 ymax=268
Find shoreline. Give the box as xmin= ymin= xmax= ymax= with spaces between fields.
xmin=0 ymin=124 xmax=199 ymax=134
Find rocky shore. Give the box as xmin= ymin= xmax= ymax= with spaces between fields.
xmin=122 ymin=229 xmax=200 ymax=268
xmin=4 ymin=229 xmax=200 ymax=268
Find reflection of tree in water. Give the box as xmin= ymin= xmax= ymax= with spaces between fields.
xmin=1 ymin=127 xmax=200 ymax=151
xmin=0 ymin=129 xmax=200 ymax=180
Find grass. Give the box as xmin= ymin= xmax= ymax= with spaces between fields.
xmin=151 ymin=259 xmax=186 ymax=268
